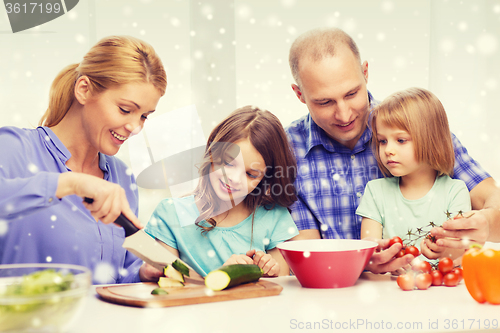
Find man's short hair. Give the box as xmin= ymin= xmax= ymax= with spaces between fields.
xmin=289 ymin=28 xmax=361 ymax=86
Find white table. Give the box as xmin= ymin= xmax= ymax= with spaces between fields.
xmin=69 ymin=273 xmax=499 ymax=333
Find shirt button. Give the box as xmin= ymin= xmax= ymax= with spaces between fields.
xmin=356 ymin=192 xmax=362 ymax=198
xmin=48 ymin=197 xmax=53 ymax=203
xmin=351 ymin=155 xmax=355 ymax=160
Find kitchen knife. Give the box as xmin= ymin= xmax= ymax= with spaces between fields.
xmin=84 ymin=197 xmax=202 ymax=279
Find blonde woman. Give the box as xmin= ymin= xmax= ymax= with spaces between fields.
xmin=0 ymin=36 xmax=166 ymax=284
xmin=357 ymin=88 xmax=471 ymax=271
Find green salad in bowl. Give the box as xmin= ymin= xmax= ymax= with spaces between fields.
xmin=0 ymin=263 xmax=91 ymax=332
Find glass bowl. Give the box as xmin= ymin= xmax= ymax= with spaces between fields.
xmin=0 ymin=263 xmax=91 ymax=332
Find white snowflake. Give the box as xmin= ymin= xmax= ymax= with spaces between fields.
xmin=93 ymin=262 xmax=116 ymax=284
xmin=465 ymin=44 xmax=476 ymax=54
xmin=193 ymin=50 xmax=203 ymax=60
xmin=31 ymin=317 xmax=42 ymax=327
xmin=122 ymin=6 xmax=133 ymax=16
xmin=170 ymin=17 xmax=180 ymax=27
xmin=281 ymin=0 xmax=296 ymax=8
xmin=75 ymin=34 xmax=86 ymax=44
xmin=440 ymin=39 xmax=455 ymax=53
xmin=68 ymin=10 xmax=78 ymax=20
xmin=476 ymin=33 xmax=498 ymax=56
xmin=0 ymin=221 xmax=8 ymax=236
xmin=457 ymin=21 xmax=468 ymax=31
xmin=27 ymin=163 xmax=39 ymax=174
xmin=394 ymin=56 xmax=407 ymax=69
xmin=485 ymin=78 xmax=497 ymax=90
xmin=119 ymin=268 xmax=129 ymax=277
xmin=381 ymin=1 xmax=394 ymax=13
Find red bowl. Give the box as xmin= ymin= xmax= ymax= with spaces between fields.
xmin=277 ymin=239 xmax=377 ymax=288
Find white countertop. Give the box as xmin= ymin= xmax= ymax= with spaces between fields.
xmin=68 ymin=273 xmax=499 ymax=333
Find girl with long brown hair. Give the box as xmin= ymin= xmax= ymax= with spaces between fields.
xmin=0 ymin=36 xmax=166 ymax=283
xmin=145 ymin=106 xmax=299 ymax=276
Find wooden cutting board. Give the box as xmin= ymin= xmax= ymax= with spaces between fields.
xmin=96 ymin=279 xmax=283 ymax=308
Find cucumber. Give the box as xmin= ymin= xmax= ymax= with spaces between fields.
xmin=151 ymin=288 xmax=169 ymax=295
xmin=172 ymin=259 xmax=190 ymax=277
xmin=205 ymin=264 xmax=263 ymax=291
xmin=164 ymin=264 xmax=184 ymax=283
xmin=158 ymin=277 xmax=184 ymax=288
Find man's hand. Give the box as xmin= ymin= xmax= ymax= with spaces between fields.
xmin=430 ymin=211 xmax=489 ymax=249
xmin=364 ymin=238 xmax=414 ymax=274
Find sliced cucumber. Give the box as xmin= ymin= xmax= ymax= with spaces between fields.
xmin=164 ymin=264 xmax=184 ymax=283
xmin=205 ymin=264 xmax=263 ymax=291
xmin=158 ymin=277 xmax=185 ymax=288
xmin=172 ymin=259 xmax=190 ymax=277
xmin=151 ymin=288 xmax=169 ymax=295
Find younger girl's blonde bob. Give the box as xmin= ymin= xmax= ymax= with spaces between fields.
xmin=371 ymin=87 xmax=455 ymax=177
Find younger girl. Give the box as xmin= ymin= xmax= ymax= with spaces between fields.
xmin=145 ymin=106 xmax=299 ymax=276
xmin=356 ymin=88 xmax=471 ymax=264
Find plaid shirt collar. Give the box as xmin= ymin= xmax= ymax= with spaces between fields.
xmin=304 ymin=91 xmax=376 ymax=157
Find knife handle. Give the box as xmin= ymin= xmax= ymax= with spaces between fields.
xmin=83 ymin=197 xmax=140 ymax=237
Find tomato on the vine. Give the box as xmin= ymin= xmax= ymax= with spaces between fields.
xmin=415 ymin=273 xmax=432 ymax=290
xmin=412 ymin=260 xmax=432 ymax=274
xmin=443 ymin=271 xmax=460 ymax=287
xmin=397 ymin=274 xmax=414 ymax=291
xmin=430 ymin=270 xmax=443 ymax=286
xmin=451 ymin=267 xmax=463 ymax=283
xmin=438 ymin=257 xmax=453 ymax=275
xmin=405 ymin=246 xmax=420 ymax=257
xmin=395 ymin=249 xmax=406 ymax=258
xmin=389 ymin=236 xmax=403 ymax=247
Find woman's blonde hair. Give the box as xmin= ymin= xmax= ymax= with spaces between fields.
xmin=39 ymin=36 xmax=167 ymax=127
xmin=371 ymin=87 xmax=454 ymax=177
xmin=194 ymin=105 xmax=297 ymax=234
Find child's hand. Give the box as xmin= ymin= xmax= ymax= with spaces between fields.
xmin=223 ymin=253 xmax=254 ymax=266
xmin=420 ymin=238 xmax=444 ymax=260
xmin=246 ymin=249 xmax=280 ymax=277
xmin=364 ymin=238 xmax=414 ymax=274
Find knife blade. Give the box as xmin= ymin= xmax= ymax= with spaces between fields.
xmin=83 ymin=197 xmax=202 ymax=279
